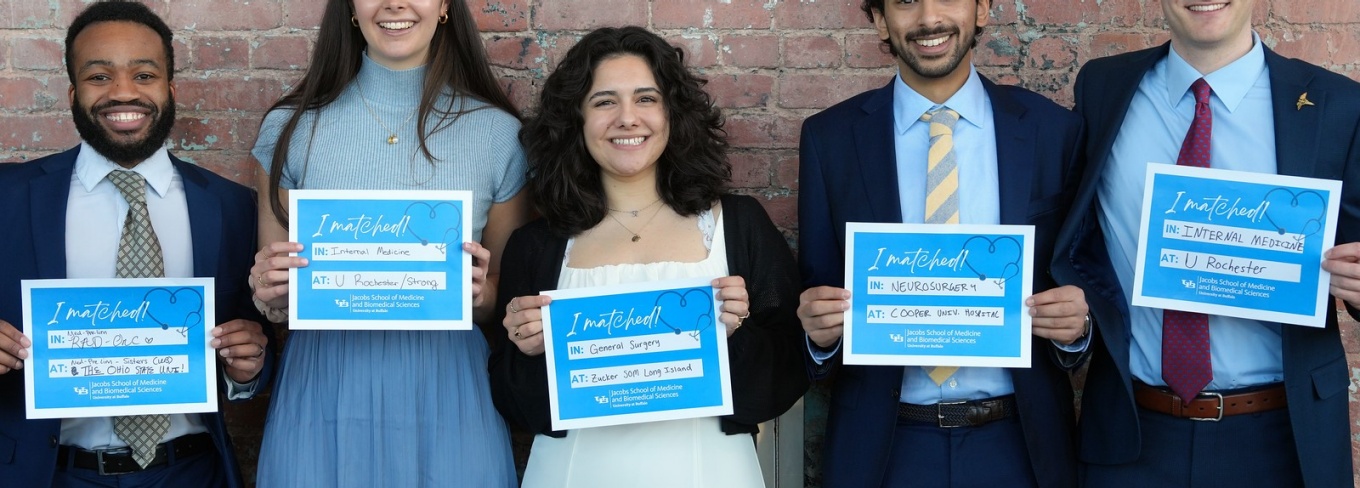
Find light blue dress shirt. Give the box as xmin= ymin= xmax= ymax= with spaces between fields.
xmin=60 ymin=143 xmax=258 ymax=449
xmin=1097 ymin=34 xmax=1285 ymax=391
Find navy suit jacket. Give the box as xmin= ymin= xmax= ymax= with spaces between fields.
xmin=1054 ymin=44 xmax=1358 ymax=487
xmin=799 ymin=76 xmax=1085 ymax=488
xmin=0 ymin=146 xmax=274 ymax=488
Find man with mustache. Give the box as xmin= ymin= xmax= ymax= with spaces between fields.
xmin=1054 ymin=0 xmax=1360 ymax=485
xmin=0 ymin=1 xmax=272 ymax=487
xmin=798 ymin=0 xmax=1088 ymax=486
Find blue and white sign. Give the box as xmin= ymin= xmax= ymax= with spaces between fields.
xmin=1133 ymin=164 xmax=1342 ymax=327
xmin=843 ymin=223 xmax=1034 ymax=367
xmin=289 ymin=190 xmax=473 ymax=330
xmin=23 ymin=278 xmax=217 ymax=419
xmin=541 ymin=277 xmax=732 ymax=430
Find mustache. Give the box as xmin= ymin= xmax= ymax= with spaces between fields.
xmin=906 ymin=25 xmax=959 ymax=40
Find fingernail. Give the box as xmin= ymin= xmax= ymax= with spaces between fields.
xmin=210 ymin=339 xmax=221 ymax=348
xmin=219 ymin=349 xmax=229 ymax=357
xmin=840 ymin=302 xmax=850 ymax=311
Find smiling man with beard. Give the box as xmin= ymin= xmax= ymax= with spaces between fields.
xmin=797 ymin=0 xmax=1089 ymax=486
xmin=0 ymin=2 xmax=273 ymax=487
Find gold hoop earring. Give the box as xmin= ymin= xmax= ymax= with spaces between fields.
xmin=351 ymin=16 xmax=359 ymax=27
xmin=439 ymin=12 xmax=449 ymax=24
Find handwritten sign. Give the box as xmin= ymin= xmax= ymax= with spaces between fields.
xmin=289 ymin=190 xmax=473 ymax=330
xmin=843 ymin=223 xmax=1034 ymax=368
xmin=1133 ymin=164 xmax=1341 ymax=327
xmin=541 ymin=277 xmax=732 ymax=430
xmin=23 ymin=278 xmax=217 ymax=419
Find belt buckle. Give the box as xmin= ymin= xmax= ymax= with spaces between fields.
xmin=1189 ymin=392 xmax=1224 ymax=422
xmin=936 ymin=400 xmax=968 ymax=428
xmin=95 ymin=448 xmax=137 ymax=476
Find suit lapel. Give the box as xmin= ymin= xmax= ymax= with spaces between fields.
xmin=172 ymin=157 xmax=221 ymax=278
xmin=1087 ymin=45 xmax=1169 ymax=178
xmin=984 ymin=78 xmax=1034 ymax=225
xmin=853 ymin=83 xmax=905 ymax=223
xmin=1265 ymin=49 xmax=1321 ymax=179
xmin=31 ymin=148 xmax=79 ymax=279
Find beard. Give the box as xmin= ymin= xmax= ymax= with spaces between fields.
xmin=890 ymin=25 xmax=974 ymax=79
xmin=71 ymin=96 xmax=176 ymax=166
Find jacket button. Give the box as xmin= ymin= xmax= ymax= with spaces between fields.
xmin=891 ymin=388 xmax=901 ymax=399
xmin=50 ymin=436 xmax=58 ymax=448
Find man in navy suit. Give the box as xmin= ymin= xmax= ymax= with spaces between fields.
xmin=0 ymin=2 xmax=272 ymax=487
xmin=1053 ymin=0 xmax=1360 ymax=486
xmin=797 ymin=0 xmax=1089 ymax=486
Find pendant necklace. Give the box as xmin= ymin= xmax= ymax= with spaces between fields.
xmin=355 ymin=79 xmax=418 ymax=145
xmin=606 ymin=201 xmax=665 ymax=242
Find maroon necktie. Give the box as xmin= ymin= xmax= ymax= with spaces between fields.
xmin=1162 ymin=78 xmax=1213 ymax=403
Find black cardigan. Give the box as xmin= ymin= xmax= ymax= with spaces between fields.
xmin=489 ymin=194 xmax=809 ymax=437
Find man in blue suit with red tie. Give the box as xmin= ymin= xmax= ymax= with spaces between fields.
xmin=1053 ymin=0 xmax=1360 ymax=486
xmin=798 ymin=0 xmax=1090 ymax=486
xmin=0 ymin=2 xmax=272 ymax=487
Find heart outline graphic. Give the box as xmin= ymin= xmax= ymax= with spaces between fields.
xmin=404 ymin=201 xmax=463 ymax=254
xmin=652 ymin=288 xmax=714 ymax=340
xmin=141 ymin=287 xmax=205 ymax=337
xmin=960 ymin=235 xmax=1023 ymax=289
xmin=1261 ymin=187 xmax=1326 ymax=242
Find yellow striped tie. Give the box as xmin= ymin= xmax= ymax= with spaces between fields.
xmin=921 ymin=107 xmax=959 ymax=385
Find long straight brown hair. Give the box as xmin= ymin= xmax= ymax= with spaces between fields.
xmin=262 ymin=0 xmax=519 ymax=226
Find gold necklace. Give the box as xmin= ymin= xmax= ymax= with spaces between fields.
xmin=354 ymin=79 xmax=418 ymax=145
xmin=606 ymin=202 xmax=665 ymax=242
xmin=607 ymin=197 xmax=663 ymax=217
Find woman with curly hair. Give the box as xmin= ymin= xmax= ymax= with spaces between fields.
xmin=489 ymin=26 xmax=808 ymax=488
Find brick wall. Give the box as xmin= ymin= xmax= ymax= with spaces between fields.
xmin=3 ymin=1 xmax=1359 ymax=486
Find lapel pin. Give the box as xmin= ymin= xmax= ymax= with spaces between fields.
xmin=1296 ymin=92 xmax=1314 ymax=111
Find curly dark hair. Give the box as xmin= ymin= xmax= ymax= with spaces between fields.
xmin=860 ymin=0 xmax=987 ymax=55
xmin=520 ymin=26 xmax=730 ymax=238
xmin=66 ymin=0 xmax=175 ymax=83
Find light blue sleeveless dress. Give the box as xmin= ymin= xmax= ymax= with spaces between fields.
xmin=250 ymin=54 xmax=523 ymax=488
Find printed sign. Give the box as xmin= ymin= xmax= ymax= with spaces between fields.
xmin=1133 ymin=164 xmax=1341 ymax=327
xmin=289 ymin=190 xmax=473 ymax=330
xmin=23 ymin=278 xmax=217 ymax=419
xmin=542 ymin=277 xmax=732 ymax=430
xmin=843 ymin=223 xmax=1034 ymax=367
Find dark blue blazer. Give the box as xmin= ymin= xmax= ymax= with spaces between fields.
xmin=0 ymin=145 xmax=274 ymax=488
xmin=799 ymin=76 xmax=1085 ymax=488
xmin=1054 ymin=44 xmax=1358 ymax=487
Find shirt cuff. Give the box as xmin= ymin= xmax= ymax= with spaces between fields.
xmin=1052 ymin=329 xmax=1091 ymax=353
xmin=223 ymin=370 xmax=260 ymax=400
xmin=806 ymin=335 xmax=842 ymax=365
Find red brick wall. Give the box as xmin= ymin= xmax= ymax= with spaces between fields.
xmin=3 ymin=1 xmax=1359 ymax=486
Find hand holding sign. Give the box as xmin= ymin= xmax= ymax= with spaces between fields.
xmin=505 ymin=295 xmax=551 ymax=356
xmin=798 ymin=286 xmax=850 ymax=348
xmin=211 ymin=319 xmax=268 ymax=383
xmin=0 ymin=321 xmax=31 ymax=374
xmin=711 ymin=276 xmax=751 ymax=338
xmin=1323 ymin=243 xmax=1360 ymax=309
xmin=252 ymin=241 xmax=307 ymax=310
xmin=1026 ymin=285 xmax=1089 ymax=345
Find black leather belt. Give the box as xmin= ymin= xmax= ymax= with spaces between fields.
xmin=898 ymin=395 xmax=1017 ymax=428
xmin=57 ymin=432 xmax=215 ymax=475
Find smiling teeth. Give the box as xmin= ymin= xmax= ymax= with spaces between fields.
xmin=612 ymin=137 xmax=645 ymax=146
xmin=379 ymin=21 xmax=414 ymax=30
xmin=105 ymin=113 xmax=145 ymax=123
xmin=1188 ymin=4 xmax=1226 ymax=12
xmin=916 ymin=36 xmax=948 ymax=48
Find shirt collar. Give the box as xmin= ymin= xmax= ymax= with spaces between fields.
xmin=74 ymin=142 xmax=176 ymax=197
xmin=893 ymin=66 xmax=986 ymax=135
xmin=1164 ymin=31 xmax=1267 ymax=114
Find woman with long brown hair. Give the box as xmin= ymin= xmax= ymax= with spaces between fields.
xmin=247 ymin=1 xmax=528 ymax=486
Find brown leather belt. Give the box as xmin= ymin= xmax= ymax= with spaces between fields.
xmin=1134 ymin=382 xmax=1286 ymax=421
xmin=898 ymin=395 xmax=1016 ymax=428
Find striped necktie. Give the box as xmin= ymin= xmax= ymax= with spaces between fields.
xmin=922 ymin=107 xmax=960 ymax=385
